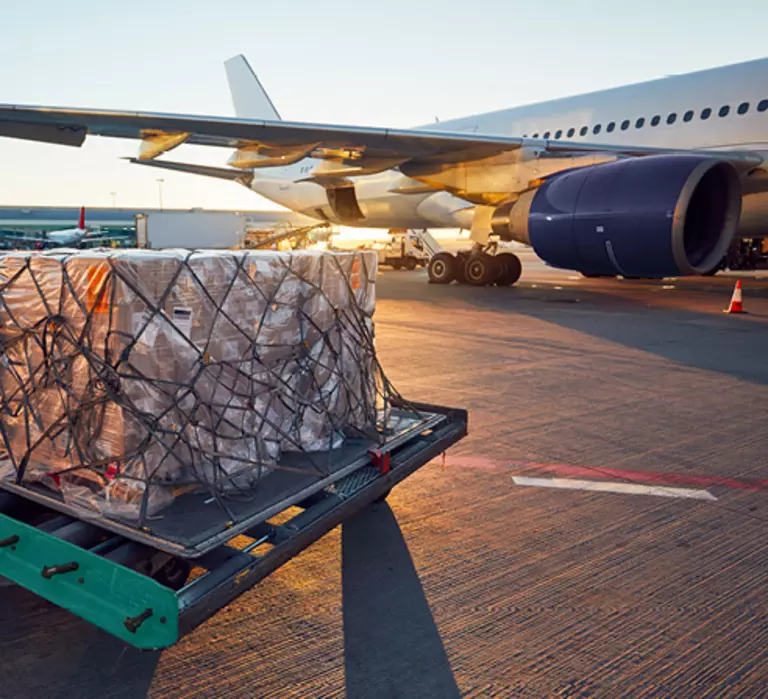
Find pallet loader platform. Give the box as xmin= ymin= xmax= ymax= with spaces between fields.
xmin=0 ymin=401 xmax=466 ymax=650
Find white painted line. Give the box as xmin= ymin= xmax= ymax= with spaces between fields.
xmin=512 ymin=476 xmax=717 ymax=501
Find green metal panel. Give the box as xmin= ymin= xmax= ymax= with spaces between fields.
xmin=0 ymin=513 xmax=179 ymax=649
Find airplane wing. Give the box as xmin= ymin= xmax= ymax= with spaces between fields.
xmin=0 ymin=103 xmax=762 ymax=180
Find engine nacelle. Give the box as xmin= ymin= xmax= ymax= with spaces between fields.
xmin=491 ymin=155 xmax=742 ymax=277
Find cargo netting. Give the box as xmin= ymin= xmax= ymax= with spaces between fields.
xmin=0 ymin=248 xmax=410 ymax=526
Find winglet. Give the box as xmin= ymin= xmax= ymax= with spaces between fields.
xmin=78 ymin=206 xmax=85 ymax=230
xmin=224 ymin=55 xmax=281 ymax=121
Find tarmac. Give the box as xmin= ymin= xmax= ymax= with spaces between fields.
xmin=2 ymin=250 xmax=768 ymax=698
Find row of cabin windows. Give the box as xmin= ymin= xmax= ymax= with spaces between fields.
xmin=526 ymin=98 xmax=768 ymax=140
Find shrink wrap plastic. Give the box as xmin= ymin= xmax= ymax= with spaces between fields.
xmin=0 ymin=249 xmax=379 ymax=522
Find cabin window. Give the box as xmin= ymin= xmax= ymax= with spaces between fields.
xmin=555 ymin=129 xmax=562 ymax=139
xmin=683 ymin=110 xmax=694 ymax=122
xmin=567 ymin=127 xmax=575 ymax=137
xmin=607 ymin=122 xmax=616 ymax=133
xmin=667 ymin=113 xmax=677 ymax=124
xmin=701 ymin=108 xmax=712 ymax=120
xmin=543 ymin=131 xmax=551 ymax=139
xmin=621 ymin=119 xmax=630 ymax=130
xmin=738 ymin=102 xmax=750 ymax=115
xmin=580 ymin=126 xmax=588 ymax=136
xmin=759 ymin=99 xmax=768 ymax=112
xmin=593 ymin=124 xmax=602 ymax=134
xmin=719 ymin=105 xmax=730 ymax=117
xmin=635 ymin=117 xmax=645 ymax=128
xmin=650 ymin=115 xmax=661 ymax=126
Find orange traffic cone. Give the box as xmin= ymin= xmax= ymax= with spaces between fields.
xmin=724 ymin=279 xmax=747 ymax=314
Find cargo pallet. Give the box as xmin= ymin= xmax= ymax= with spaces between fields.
xmin=0 ymin=401 xmax=467 ymax=650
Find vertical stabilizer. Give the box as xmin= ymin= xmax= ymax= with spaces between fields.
xmin=224 ymin=55 xmax=281 ymax=121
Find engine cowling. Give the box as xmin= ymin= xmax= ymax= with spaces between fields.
xmin=491 ymin=155 xmax=742 ymax=277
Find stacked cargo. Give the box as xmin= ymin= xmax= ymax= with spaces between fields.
xmin=0 ymin=248 xmax=380 ymax=522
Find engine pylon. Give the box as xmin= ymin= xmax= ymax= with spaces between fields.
xmin=724 ymin=279 xmax=747 ymax=314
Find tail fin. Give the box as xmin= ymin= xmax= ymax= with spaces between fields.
xmin=224 ymin=55 xmax=281 ymax=120
xmin=78 ymin=206 xmax=85 ymax=230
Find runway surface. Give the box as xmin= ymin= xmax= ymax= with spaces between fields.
xmin=3 ymin=253 xmax=767 ymax=698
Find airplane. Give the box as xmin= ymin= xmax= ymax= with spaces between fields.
xmin=45 ymin=206 xmax=90 ymax=246
xmin=0 ymin=206 xmax=101 ymax=249
xmin=1 ymin=55 xmax=768 ymax=285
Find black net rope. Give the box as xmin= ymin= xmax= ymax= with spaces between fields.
xmin=0 ymin=249 xmax=416 ymax=526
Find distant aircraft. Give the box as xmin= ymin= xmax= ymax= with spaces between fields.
xmin=2 ymin=56 xmax=768 ymax=284
xmin=45 ymin=206 xmax=89 ymax=246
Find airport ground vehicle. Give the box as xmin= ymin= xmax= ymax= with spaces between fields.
xmin=374 ymin=229 xmax=441 ymax=270
xmin=0 ymin=401 xmax=466 ymax=650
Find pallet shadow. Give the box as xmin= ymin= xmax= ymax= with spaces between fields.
xmin=341 ymin=502 xmax=460 ymax=699
xmin=0 ymin=584 xmax=160 ymax=699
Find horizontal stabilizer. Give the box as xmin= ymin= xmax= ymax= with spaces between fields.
xmin=224 ymin=55 xmax=281 ymax=120
xmin=126 ymin=157 xmax=253 ymax=184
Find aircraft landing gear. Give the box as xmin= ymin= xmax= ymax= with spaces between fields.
xmin=427 ymin=252 xmax=457 ymax=284
xmin=427 ymin=249 xmax=522 ymax=287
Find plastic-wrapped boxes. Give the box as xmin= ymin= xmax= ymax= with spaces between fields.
xmin=0 ymin=249 xmax=379 ymax=521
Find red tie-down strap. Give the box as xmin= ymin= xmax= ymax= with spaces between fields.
xmin=368 ymin=449 xmax=391 ymax=475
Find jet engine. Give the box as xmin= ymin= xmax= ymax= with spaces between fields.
xmin=491 ymin=154 xmax=742 ymax=277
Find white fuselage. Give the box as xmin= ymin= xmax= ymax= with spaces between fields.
xmin=247 ymin=58 xmax=768 ymax=236
xmin=46 ymin=227 xmax=87 ymax=245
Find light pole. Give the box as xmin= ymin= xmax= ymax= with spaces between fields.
xmin=110 ymin=191 xmax=117 ymax=208
xmin=156 ymin=179 xmax=165 ymax=211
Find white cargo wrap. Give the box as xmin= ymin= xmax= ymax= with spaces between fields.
xmin=0 ymin=248 xmax=379 ymax=521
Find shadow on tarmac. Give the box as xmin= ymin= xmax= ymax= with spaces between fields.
xmin=0 ymin=585 xmax=159 ymax=699
xmin=341 ymin=501 xmax=460 ymax=699
xmin=378 ymin=272 xmax=768 ymax=387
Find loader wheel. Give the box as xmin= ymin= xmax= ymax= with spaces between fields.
xmin=403 ymin=256 xmax=418 ymax=271
xmin=464 ymin=253 xmax=498 ymax=286
xmin=495 ymin=252 xmax=522 ymax=286
xmin=153 ymin=556 xmax=192 ymax=591
xmin=428 ymin=252 xmax=457 ymax=284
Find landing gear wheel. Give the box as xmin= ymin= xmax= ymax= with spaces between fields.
xmin=454 ymin=252 xmax=468 ymax=283
xmin=428 ymin=252 xmax=457 ymax=284
xmin=403 ymin=256 xmax=417 ymax=271
xmin=153 ymin=556 xmax=192 ymax=591
xmin=464 ymin=253 xmax=498 ymax=286
xmin=494 ymin=252 xmax=522 ymax=286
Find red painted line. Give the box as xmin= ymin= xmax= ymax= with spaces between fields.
xmin=509 ymin=460 xmax=768 ymax=492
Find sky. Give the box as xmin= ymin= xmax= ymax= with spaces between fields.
xmin=0 ymin=0 xmax=765 ymax=212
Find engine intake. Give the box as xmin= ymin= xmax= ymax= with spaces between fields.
xmin=492 ymin=155 xmax=741 ymax=277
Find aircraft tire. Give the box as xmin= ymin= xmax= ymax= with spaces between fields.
xmin=454 ymin=252 xmax=469 ymax=283
xmin=465 ymin=252 xmax=498 ymax=286
xmin=495 ymin=252 xmax=522 ymax=286
xmin=428 ymin=252 xmax=457 ymax=284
